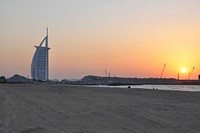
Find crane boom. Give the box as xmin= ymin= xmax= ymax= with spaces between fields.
xmin=188 ymin=66 xmax=195 ymax=80
xmin=160 ymin=63 xmax=166 ymax=78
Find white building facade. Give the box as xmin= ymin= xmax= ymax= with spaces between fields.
xmin=31 ymin=29 xmax=50 ymax=81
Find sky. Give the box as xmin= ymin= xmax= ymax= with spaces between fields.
xmin=0 ymin=0 xmax=200 ymax=80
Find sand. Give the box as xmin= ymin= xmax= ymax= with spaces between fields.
xmin=0 ymin=84 xmax=200 ymax=133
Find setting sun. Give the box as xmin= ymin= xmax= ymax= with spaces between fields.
xmin=181 ymin=68 xmax=187 ymax=73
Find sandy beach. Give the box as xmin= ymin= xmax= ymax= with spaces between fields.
xmin=0 ymin=84 xmax=200 ymax=133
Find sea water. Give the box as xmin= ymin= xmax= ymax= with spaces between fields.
xmin=127 ymin=85 xmax=200 ymax=92
xmin=95 ymin=85 xmax=200 ymax=92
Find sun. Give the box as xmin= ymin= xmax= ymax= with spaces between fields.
xmin=181 ymin=68 xmax=187 ymax=73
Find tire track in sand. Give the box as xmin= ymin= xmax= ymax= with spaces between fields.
xmin=9 ymin=89 xmax=73 ymax=133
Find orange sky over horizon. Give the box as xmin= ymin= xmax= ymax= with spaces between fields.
xmin=0 ymin=0 xmax=200 ymax=80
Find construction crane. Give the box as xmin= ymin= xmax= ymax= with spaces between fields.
xmin=160 ymin=63 xmax=166 ymax=78
xmin=188 ymin=66 xmax=195 ymax=80
xmin=105 ymin=69 xmax=107 ymax=77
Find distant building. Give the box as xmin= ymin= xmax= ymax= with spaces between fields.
xmin=31 ymin=28 xmax=50 ymax=81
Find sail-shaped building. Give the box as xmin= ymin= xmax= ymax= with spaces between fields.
xmin=31 ymin=28 xmax=50 ymax=81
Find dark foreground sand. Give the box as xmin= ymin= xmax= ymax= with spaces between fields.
xmin=0 ymin=84 xmax=200 ymax=133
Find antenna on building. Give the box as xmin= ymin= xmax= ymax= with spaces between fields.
xmin=47 ymin=27 xmax=48 ymax=35
xmin=160 ymin=63 xmax=166 ymax=78
xmin=46 ymin=27 xmax=48 ymax=48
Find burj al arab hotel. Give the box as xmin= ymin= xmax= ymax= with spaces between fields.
xmin=31 ymin=28 xmax=50 ymax=81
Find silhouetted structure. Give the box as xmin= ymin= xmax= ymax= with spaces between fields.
xmin=188 ymin=66 xmax=195 ymax=80
xmin=31 ymin=28 xmax=50 ymax=81
xmin=7 ymin=74 xmax=32 ymax=83
xmin=160 ymin=63 xmax=166 ymax=78
xmin=0 ymin=76 xmax=7 ymax=83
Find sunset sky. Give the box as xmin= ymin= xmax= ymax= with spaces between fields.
xmin=0 ymin=0 xmax=200 ymax=80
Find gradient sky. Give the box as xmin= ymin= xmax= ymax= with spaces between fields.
xmin=0 ymin=0 xmax=200 ymax=80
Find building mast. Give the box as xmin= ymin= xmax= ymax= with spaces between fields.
xmin=46 ymin=27 xmax=49 ymax=80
